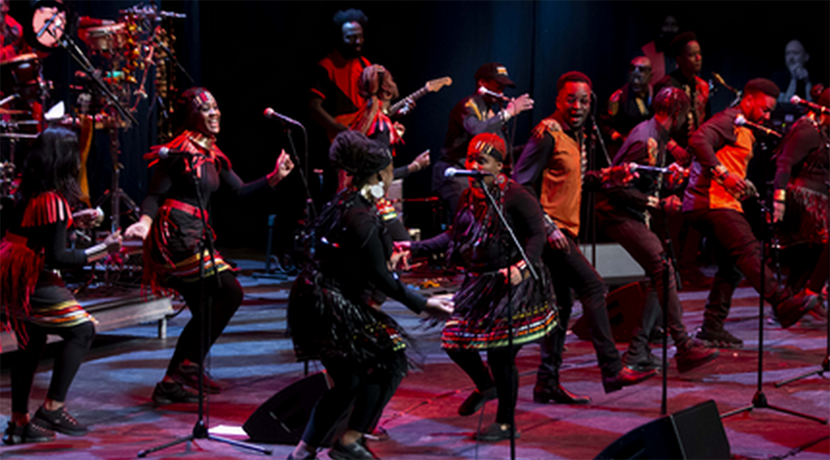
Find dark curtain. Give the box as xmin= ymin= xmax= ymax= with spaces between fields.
xmin=9 ymin=1 xmax=828 ymax=247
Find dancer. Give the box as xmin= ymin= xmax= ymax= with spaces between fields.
xmin=1 ymin=127 xmax=121 ymax=444
xmin=124 ymin=87 xmax=294 ymax=403
xmin=515 ymin=71 xmax=656 ymax=404
xmin=406 ymin=133 xmax=557 ymax=441
xmin=597 ymin=87 xmax=718 ymax=372
xmin=772 ymin=88 xmax=829 ymax=304
xmin=684 ymin=79 xmax=821 ymax=346
xmin=287 ymin=130 xmax=452 ymax=460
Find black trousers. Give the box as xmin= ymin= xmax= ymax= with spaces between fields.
xmin=686 ymin=208 xmax=791 ymax=330
xmin=166 ymin=270 xmax=243 ymax=375
xmin=11 ymin=321 xmax=95 ymax=414
xmin=301 ymin=351 xmax=407 ymax=447
xmin=447 ymin=346 xmax=521 ymax=425
xmin=603 ymin=217 xmax=689 ymax=351
xmin=538 ymin=234 xmax=621 ymax=382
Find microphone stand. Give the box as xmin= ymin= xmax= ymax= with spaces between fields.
xmin=138 ymin=154 xmax=273 ymax=457
xmin=719 ymin=188 xmax=827 ymax=424
xmin=255 ymin=122 xmax=316 ymax=280
xmin=475 ymin=176 xmax=538 ymax=460
xmin=774 ymin=159 xmax=830 ymax=388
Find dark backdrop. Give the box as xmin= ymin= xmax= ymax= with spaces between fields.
xmin=9 ymin=1 xmax=829 ymax=249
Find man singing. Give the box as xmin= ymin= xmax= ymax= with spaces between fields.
xmin=515 ymin=71 xmax=656 ymax=404
xmin=684 ymin=78 xmax=822 ymax=348
xmin=597 ymin=86 xmax=718 ymax=373
xmin=435 ymin=62 xmax=533 ymax=216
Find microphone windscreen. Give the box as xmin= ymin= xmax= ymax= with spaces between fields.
xmin=734 ymin=115 xmax=747 ymax=126
xmin=444 ymin=167 xmax=457 ymax=177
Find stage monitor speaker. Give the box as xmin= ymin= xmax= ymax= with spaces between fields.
xmin=595 ymin=400 xmax=730 ymax=459
xmin=573 ymin=280 xmax=653 ymax=343
xmin=243 ymin=371 xmax=331 ymax=444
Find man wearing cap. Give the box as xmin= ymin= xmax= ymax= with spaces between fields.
xmin=434 ymin=62 xmax=534 ymax=216
xmin=653 ymin=31 xmax=709 ymax=149
xmin=597 ymin=86 xmax=719 ymax=374
xmin=771 ymin=87 xmax=830 ymax=305
xmin=684 ymin=78 xmax=823 ymax=348
xmin=515 ymin=71 xmax=657 ymax=403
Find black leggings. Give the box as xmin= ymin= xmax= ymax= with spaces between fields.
xmin=166 ymin=270 xmax=243 ymax=375
xmin=11 ymin=321 xmax=95 ymax=414
xmin=302 ymin=351 xmax=407 ymax=447
xmin=447 ymin=346 xmax=521 ymax=424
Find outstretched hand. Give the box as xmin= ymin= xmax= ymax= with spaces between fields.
xmin=268 ymin=150 xmax=295 ymax=187
xmin=424 ymin=297 xmax=453 ymax=321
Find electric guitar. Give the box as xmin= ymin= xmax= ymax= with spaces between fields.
xmin=386 ymin=76 xmax=452 ymax=118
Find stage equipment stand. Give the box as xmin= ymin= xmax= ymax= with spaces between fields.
xmin=720 ymin=188 xmax=827 ymax=425
xmin=476 ymin=174 xmax=539 ymax=460
xmin=137 ymin=154 xmax=273 ymax=458
xmin=254 ymin=118 xmax=316 ymax=280
xmin=774 ymin=160 xmax=830 ymax=388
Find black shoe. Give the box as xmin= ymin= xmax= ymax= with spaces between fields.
xmin=2 ymin=421 xmax=55 ymax=445
xmin=169 ymin=362 xmax=222 ymax=394
xmin=329 ymin=438 xmax=379 ymax=459
xmin=475 ymin=423 xmax=520 ymax=442
xmin=602 ymin=367 xmax=657 ymax=394
xmin=622 ymin=350 xmax=663 ymax=372
xmin=533 ymin=383 xmax=591 ymax=404
xmin=457 ymin=387 xmax=497 ymax=416
xmin=675 ymin=339 xmax=719 ymax=373
xmin=695 ymin=326 xmax=743 ymax=349
xmin=33 ymin=406 xmax=87 ymax=436
xmin=152 ymin=381 xmax=201 ymax=404
xmin=775 ymin=294 xmax=821 ymax=328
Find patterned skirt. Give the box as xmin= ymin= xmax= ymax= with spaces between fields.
xmin=442 ymin=263 xmax=557 ymax=351
xmin=287 ymin=266 xmax=408 ymax=370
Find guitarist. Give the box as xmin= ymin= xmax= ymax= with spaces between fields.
xmin=435 ymin=62 xmax=534 ymax=217
xmin=308 ymin=9 xmax=371 ymax=203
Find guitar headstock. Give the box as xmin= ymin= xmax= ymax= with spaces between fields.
xmin=426 ymin=77 xmax=453 ymax=93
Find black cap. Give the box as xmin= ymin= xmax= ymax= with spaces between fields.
xmin=743 ymin=78 xmax=780 ymax=99
xmin=474 ymin=62 xmax=516 ymax=88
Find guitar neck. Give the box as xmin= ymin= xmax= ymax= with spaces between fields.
xmin=388 ymin=86 xmax=429 ymax=116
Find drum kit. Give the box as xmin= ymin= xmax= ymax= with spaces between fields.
xmin=1 ymin=2 xmax=187 ymax=285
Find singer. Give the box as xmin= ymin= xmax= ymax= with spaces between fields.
xmin=404 ymin=133 xmax=557 ymax=442
xmin=434 ymin=62 xmax=533 ymax=216
xmin=597 ymin=87 xmax=718 ymax=373
xmin=772 ymin=88 xmax=830 ymax=302
xmin=515 ymin=71 xmax=656 ymax=404
xmin=124 ymin=87 xmax=295 ymax=404
xmin=683 ymin=78 xmax=822 ymax=346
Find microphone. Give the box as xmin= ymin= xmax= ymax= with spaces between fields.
xmin=157 ymin=147 xmax=192 ymax=159
xmin=444 ymin=167 xmax=493 ymax=178
xmin=629 ymin=163 xmax=671 ymax=174
xmin=478 ymin=87 xmax=510 ymax=102
xmin=734 ymin=115 xmax=781 ymax=138
xmin=790 ymin=95 xmax=830 ymax=115
xmin=264 ymin=108 xmax=303 ymax=127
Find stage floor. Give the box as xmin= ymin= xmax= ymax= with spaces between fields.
xmin=1 ymin=254 xmax=828 ymax=459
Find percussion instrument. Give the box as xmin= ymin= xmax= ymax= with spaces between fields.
xmin=79 ymin=23 xmax=129 ymax=53
xmin=0 ymin=53 xmax=47 ymax=102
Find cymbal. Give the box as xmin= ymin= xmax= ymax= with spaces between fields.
xmin=0 ymin=108 xmax=31 ymax=115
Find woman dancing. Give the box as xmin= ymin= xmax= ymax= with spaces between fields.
xmin=1 ymin=126 xmax=121 ymax=444
xmin=124 ymin=87 xmax=294 ymax=403
xmin=287 ymin=130 xmax=452 ymax=460
xmin=404 ymin=133 xmax=558 ymax=441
